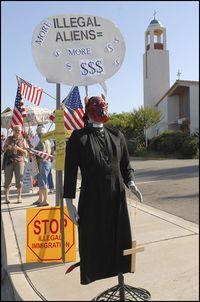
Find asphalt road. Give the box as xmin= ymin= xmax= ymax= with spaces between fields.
xmin=128 ymin=158 xmax=199 ymax=224
xmin=1 ymin=158 xmax=198 ymax=225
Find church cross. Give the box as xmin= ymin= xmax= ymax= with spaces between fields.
xmin=177 ymin=69 xmax=182 ymax=80
xmin=153 ymin=10 xmax=157 ymax=19
xmin=123 ymin=240 xmax=144 ymax=273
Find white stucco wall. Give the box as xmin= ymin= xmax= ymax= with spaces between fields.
xmin=156 ymin=97 xmax=168 ymax=134
xmin=189 ymin=85 xmax=199 ymax=134
xmin=167 ymin=95 xmax=179 ymax=123
xmin=143 ymin=50 xmax=170 ymax=109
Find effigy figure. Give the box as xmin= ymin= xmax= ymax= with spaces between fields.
xmin=63 ymin=94 xmax=143 ymax=285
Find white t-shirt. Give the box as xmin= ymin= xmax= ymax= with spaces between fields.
xmin=30 ymin=135 xmax=40 ymax=147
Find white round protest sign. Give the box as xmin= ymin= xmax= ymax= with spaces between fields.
xmin=32 ymin=14 xmax=126 ymax=87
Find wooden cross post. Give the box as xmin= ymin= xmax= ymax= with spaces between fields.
xmin=123 ymin=240 xmax=144 ymax=272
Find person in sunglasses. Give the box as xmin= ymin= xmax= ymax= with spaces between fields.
xmin=3 ymin=125 xmax=28 ymax=203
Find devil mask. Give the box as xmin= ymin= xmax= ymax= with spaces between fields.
xmin=85 ymin=95 xmax=110 ymax=123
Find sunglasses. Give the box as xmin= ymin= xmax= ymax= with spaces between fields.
xmin=14 ymin=129 xmax=21 ymax=132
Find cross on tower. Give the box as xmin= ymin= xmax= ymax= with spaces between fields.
xmin=153 ymin=10 xmax=157 ymax=19
xmin=177 ymin=69 xmax=182 ymax=80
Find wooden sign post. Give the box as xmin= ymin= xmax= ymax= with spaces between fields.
xmin=41 ymin=109 xmax=72 ymax=263
xmin=123 ymin=240 xmax=144 ymax=272
xmin=41 ymin=110 xmax=72 ymax=171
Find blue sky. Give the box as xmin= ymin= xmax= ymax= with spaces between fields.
xmin=1 ymin=1 xmax=199 ymax=116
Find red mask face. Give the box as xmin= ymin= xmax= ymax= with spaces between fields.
xmin=86 ymin=96 xmax=110 ymax=123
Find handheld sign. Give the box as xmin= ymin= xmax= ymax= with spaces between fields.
xmin=40 ymin=110 xmax=72 ymax=171
xmin=22 ymin=160 xmax=33 ymax=193
xmin=32 ymin=14 xmax=126 ymax=89
xmin=54 ymin=110 xmax=67 ymax=171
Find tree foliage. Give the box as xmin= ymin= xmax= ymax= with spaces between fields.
xmin=132 ymin=106 xmax=163 ymax=131
xmin=106 ymin=106 xmax=163 ymax=155
xmin=105 ymin=107 xmax=197 ymax=158
xmin=107 ymin=106 xmax=163 ymax=139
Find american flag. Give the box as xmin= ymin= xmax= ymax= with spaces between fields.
xmin=17 ymin=76 xmax=43 ymax=106
xmin=49 ymin=86 xmax=85 ymax=130
xmin=29 ymin=148 xmax=53 ymax=161
xmin=11 ymin=85 xmax=27 ymax=131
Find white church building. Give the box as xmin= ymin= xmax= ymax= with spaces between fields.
xmin=143 ymin=16 xmax=199 ymax=138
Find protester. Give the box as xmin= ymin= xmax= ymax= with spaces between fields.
xmin=32 ymin=126 xmax=52 ymax=207
xmin=26 ymin=127 xmax=40 ymax=187
xmin=48 ymin=138 xmax=55 ymax=193
xmin=3 ymin=125 xmax=28 ymax=203
xmin=48 ymin=168 xmax=55 ymax=193
xmin=63 ymin=95 xmax=143 ymax=285
xmin=24 ymin=131 xmax=33 ymax=148
xmin=29 ymin=128 xmax=40 ymax=148
xmin=35 ymin=137 xmax=55 ymax=194
xmin=1 ymin=132 xmax=6 ymax=155
xmin=1 ymin=132 xmax=6 ymax=185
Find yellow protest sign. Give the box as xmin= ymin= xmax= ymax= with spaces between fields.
xmin=55 ymin=110 xmax=65 ymax=170
xmin=54 ymin=110 xmax=72 ymax=170
xmin=41 ymin=130 xmax=55 ymax=141
xmin=26 ymin=206 xmax=76 ymax=263
xmin=41 ymin=130 xmax=72 ymax=141
xmin=40 ymin=110 xmax=72 ymax=170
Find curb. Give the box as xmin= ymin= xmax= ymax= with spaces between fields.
xmin=1 ymin=207 xmax=43 ymax=301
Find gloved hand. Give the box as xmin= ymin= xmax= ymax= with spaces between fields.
xmin=128 ymin=181 xmax=143 ymax=203
xmin=65 ymin=198 xmax=79 ymax=226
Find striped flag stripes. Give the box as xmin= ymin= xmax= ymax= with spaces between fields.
xmin=48 ymin=86 xmax=85 ymax=130
xmin=11 ymin=85 xmax=27 ymax=135
xmin=17 ymin=76 xmax=43 ymax=106
xmin=29 ymin=148 xmax=53 ymax=161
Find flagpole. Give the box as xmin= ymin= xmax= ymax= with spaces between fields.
xmin=16 ymin=75 xmax=20 ymax=85
xmin=61 ymin=85 xmax=74 ymax=104
xmin=43 ymin=90 xmax=57 ymax=100
xmin=56 ymin=83 xmax=65 ymax=263
xmin=85 ymin=85 xmax=88 ymax=97
xmin=56 ymin=83 xmax=62 ymax=208
xmin=47 ymin=122 xmax=54 ymax=132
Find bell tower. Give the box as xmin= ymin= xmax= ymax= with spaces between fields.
xmin=143 ymin=14 xmax=170 ymax=109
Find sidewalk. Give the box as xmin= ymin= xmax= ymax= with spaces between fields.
xmin=1 ymin=178 xmax=199 ymax=301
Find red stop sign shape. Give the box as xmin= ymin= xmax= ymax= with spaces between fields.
xmin=26 ymin=207 xmax=76 ymax=262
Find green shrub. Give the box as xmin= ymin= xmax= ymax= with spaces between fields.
xmin=181 ymin=138 xmax=199 ymax=158
xmin=126 ymin=139 xmax=146 ymax=156
xmin=148 ymin=131 xmax=199 ymax=158
xmin=193 ymin=148 xmax=199 ymax=159
xmin=134 ymin=145 xmax=147 ymax=157
xmin=126 ymin=140 xmax=134 ymax=156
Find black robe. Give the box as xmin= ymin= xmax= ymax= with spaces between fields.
xmin=63 ymin=126 xmax=135 ymax=285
